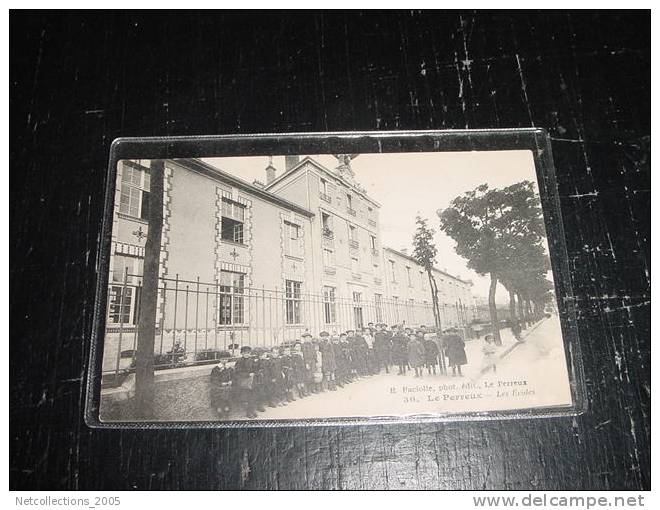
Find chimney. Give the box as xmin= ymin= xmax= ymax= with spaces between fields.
xmin=400 ymin=247 xmax=408 ymax=255
xmin=285 ymin=155 xmax=300 ymax=172
xmin=265 ymin=158 xmax=277 ymax=184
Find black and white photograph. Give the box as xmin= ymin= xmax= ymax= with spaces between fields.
xmin=98 ymin=148 xmax=573 ymax=422
xmin=11 ymin=8 xmax=650 ymax=493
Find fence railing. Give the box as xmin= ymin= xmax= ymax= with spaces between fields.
xmin=103 ymin=271 xmax=476 ymax=381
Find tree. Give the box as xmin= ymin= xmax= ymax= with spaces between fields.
xmin=135 ymin=159 xmax=164 ymax=419
xmin=527 ymin=277 xmax=554 ymax=320
xmin=499 ymin=242 xmax=550 ymax=329
xmin=439 ymin=181 xmax=546 ymax=345
xmin=412 ymin=216 xmax=446 ymax=373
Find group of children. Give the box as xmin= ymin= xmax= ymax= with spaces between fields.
xmin=210 ymin=322 xmax=502 ymax=419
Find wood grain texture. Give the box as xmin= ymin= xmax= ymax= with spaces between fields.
xmin=10 ymin=11 xmax=650 ymax=490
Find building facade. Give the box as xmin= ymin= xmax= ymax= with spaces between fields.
xmin=104 ymin=156 xmax=476 ymax=373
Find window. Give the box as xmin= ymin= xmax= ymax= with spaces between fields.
xmin=112 ymin=255 xmax=143 ymax=284
xmin=389 ymin=260 xmax=397 ymax=282
xmin=406 ymin=266 xmax=412 ymax=286
xmin=119 ymin=163 xmax=150 ymax=220
xmin=108 ymin=286 xmax=136 ymax=325
xmin=351 ymin=256 xmax=359 ymax=274
xmin=321 ymin=212 xmax=333 ymax=237
xmin=323 ymin=286 xmax=337 ymax=324
xmin=283 ymin=220 xmax=302 ymax=258
xmin=408 ymin=299 xmax=415 ymax=323
xmin=218 ymin=271 xmax=245 ymax=325
xmin=319 ymin=178 xmax=332 ymax=202
xmin=221 ymin=198 xmax=246 ymax=244
xmin=323 ymin=248 xmax=335 ymax=267
xmin=348 ymin=225 xmax=359 ymax=248
xmin=370 ymin=235 xmax=377 ymax=251
xmin=108 ymin=254 xmax=144 ymax=325
xmin=285 ymin=280 xmax=302 ymax=324
xmin=353 ymin=291 xmax=364 ymax=329
xmin=346 ymin=194 xmax=356 ymax=215
xmin=367 ymin=206 xmax=376 ymax=225
xmin=393 ymin=296 xmax=400 ymax=321
xmin=374 ymin=293 xmax=383 ymax=322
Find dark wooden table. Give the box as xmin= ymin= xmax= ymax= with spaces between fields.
xmin=10 ymin=11 xmax=650 ymax=490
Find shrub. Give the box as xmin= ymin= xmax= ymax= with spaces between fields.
xmin=194 ymin=349 xmax=232 ymax=362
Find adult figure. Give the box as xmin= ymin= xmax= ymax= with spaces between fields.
xmin=391 ymin=325 xmax=409 ymax=375
xmin=373 ymin=323 xmax=392 ymax=374
xmin=422 ymin=331 xmax=439 ymax=375
xmin=443 ymin=327 xmax=467 ymax=377
xmin=363 ymin=326 xmax=376 ymax=374
xmin=301 ymin=332 xmax=317 ymax=393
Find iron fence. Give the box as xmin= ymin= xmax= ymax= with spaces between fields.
xmin=103 ymin=270 xmax=474 ymax=380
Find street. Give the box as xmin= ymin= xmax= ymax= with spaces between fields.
xmin=253 ymin=316 xmax=573 ymax=420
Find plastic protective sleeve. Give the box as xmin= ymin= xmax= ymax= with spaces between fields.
xmin=84 ymin=128 xmax=588 ymax=429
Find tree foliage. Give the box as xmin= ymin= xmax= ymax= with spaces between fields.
xmin=439 ymin=181 xmax=545 ymax=278
xmin=412 ymin=216 xmax=437 ymax=271
xmin=412 ymin=216 xmax=447 ymax=372
xmin=439 ymin=181 xmax=551 ymax=341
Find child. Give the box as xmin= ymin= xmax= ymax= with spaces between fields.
xmin=209 ymin=360 xmax=233 ymax=419
xmin=482 ymin=334 xmax=498 ymax=373
xmin=407 ymin=332 xmax=425 ymax=378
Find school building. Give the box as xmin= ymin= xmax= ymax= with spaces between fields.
xmin=103 ymin=156 xmax=476 ymax=374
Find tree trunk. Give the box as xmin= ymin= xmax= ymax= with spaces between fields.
xmin=517 ymin=292 xmax=526 ymax=329
xmin=135 ymin=159 xmax=165 ymax=419
xmin=508 ymin=289 xmax=517 ymax=323
xmin=427 ymin=270 xmax=446 ymax=374
xmin=488 ymin=273 xmax=502 ymax=345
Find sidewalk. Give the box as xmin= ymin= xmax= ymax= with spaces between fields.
xmin=467 ymin=317 xmax=548 ymax=380
xmin=255 ymin=318 xmax=555 ymax=421
xmin=460 ymin=321 xmax=532 ymax=380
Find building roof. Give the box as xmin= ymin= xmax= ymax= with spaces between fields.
xmin=265 ymin=156 xmax=381 ymax=208
xmin=178 ymin=158 xmax=470 ymax=286
xmin=175 ymin=158 xmax=315 ymax=218
xmin=383 ymin=247 xmax=472 ymax=286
